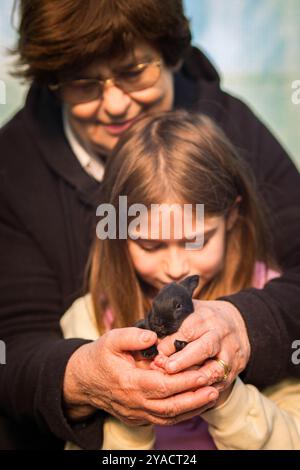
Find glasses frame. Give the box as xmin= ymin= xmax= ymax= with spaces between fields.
xmin=49 ymin=59 xmax=162 ymax=104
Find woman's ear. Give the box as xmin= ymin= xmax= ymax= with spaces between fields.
xmin=226 ymin=196 xmax=242 ymax=231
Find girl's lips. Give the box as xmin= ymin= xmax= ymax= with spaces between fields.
xmin=104 ymin=118 xmax=137 ymax=135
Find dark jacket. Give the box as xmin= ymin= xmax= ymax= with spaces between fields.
xmin=0 ymin=47 xmax=300 ymax=449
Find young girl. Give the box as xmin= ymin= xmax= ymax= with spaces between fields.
xmin=61 ymin=110 xmax=300 ymax=450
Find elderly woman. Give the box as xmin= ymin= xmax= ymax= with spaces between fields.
xmin=0 ymin=0 xmax=299 ymax=449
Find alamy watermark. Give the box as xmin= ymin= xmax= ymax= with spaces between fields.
xmin=0 ymin=80 xmax=6 ymax=105
xmin=0 ymin=340 xmax=6 ymax=365
xmin=291 ymin=340 xmax=300 ymax=365
xmin=291 ymin=80 xmax=300 ymax=105
xmin=96 ymin=197 xmax=205 ymax=249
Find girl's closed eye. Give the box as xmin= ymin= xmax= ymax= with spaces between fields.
xmin=136 ymin=240 xmax=166 ymax=252
xmin=136 ymin=233 xmax=213 ymax=253
xmin=203 ymin=237 xmax=210 ymax=247
xmin=202 ymin=228 xmax=218 ymax=247
xmin=176 ymin=233 xmax=213 ymax=249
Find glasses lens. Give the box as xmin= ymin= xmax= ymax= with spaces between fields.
xmin=62 ymin=80 xmax=101 ymax=104
xmin=59 ymin=62 xmax=161 ymax=104
xmin=117 ymin=62 xmax=161 ymax=93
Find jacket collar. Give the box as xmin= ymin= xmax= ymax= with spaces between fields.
xmin=23 ymin=82 xmax=102 ymax=207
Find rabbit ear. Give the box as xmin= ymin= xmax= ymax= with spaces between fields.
xmin=179 ymin=275 xmax=200 ymax=297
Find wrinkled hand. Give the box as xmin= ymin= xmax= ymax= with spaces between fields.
xmin=154 ymin=300 xmax=251 ymax=392
xmin=63 ymin=327 xmax=219 ymax=425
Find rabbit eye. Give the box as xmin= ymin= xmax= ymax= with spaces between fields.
xmin=175 ymin=303 xmax=183 ymax=309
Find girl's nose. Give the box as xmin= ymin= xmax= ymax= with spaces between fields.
xmin=164 ymin=247 xmax=189 ymax=282
xmin=101 ymin=84 xmax=131 ymax=117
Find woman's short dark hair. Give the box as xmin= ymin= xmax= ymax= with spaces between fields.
xmin=15 ymin=0 xmax=192 ymax=84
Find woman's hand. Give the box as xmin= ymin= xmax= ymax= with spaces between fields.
xmin=63 ymin=327 xmax=219 ymax=425
xmin=154 ymin=300 xmax=251 ymax=392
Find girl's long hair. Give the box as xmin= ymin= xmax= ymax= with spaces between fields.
xmin=89 ymin=110 xmax=276 ymax=334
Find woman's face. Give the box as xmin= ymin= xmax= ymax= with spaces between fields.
xmin=65 ymin=42 xmax=175 ymax=155
xmin=127 ymin=209 xmax=239 ymax=294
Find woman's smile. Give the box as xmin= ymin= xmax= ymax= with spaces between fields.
xmin=103 ymin=117 xmax=140 ymax=135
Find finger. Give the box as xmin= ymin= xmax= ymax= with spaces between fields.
xmin=145 ymin=385 xmax=219 ymax=419
xmin=157 ymin=324 xmax=204 ymax=357
xmin=149 ymin=361 xmax=166 ymax=372
xmin=165 ymin=399 xmax=219 ymax=423
xmin=146 ymin=401 xmax=218 ymax=426
xmin=196 ymin=358 xmax=233 ymax=387
xmin=136 ymin=365 xmax=220 ymax=400
xmin=156 ymin=333 xmax=178 ymax=356
xmin=108 ymin=398 xmax=217 ymax=427
xmin=154 ymin=354 xmax=199 ymax=372
xmin=106 ymin=327 xmax=157 ymax=353
xmin=153 ymin=353 xmax=169 ymax=369
xmin=163 ymin=331 xmax=221 ymax=374
xmin=157 ymin=310 xmax=211 ymax=356
xmin=100 ymin=382 xmax=219 ymax=426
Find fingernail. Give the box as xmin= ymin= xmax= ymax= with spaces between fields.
xmin=141 ymin=331 xmax=155 ymax=342
xmin=209 ymin=392 xmax=217 ymax=401
xmin=167 ymin=361 xmax=177 ymax=373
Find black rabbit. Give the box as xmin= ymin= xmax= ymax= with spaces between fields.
xmin=135 ymin=275 xmax=199 ymax=359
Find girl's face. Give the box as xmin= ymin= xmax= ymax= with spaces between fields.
xmin=65 ymin=42 xmax=175 ymax=155
xmin=127 ymin=208 xmax=239 ymax=294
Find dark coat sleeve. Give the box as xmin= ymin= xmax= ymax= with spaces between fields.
xmin=219 ymin=94 xmax=300 ymax=388
xmin=0 ymin=125 xmax=105 ymax=449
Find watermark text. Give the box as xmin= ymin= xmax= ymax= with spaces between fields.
xmin=291 ymin=340 xmax=300 ymax=365
xmin=291 ymin=80 xmax=300 ymax=105
xmin=0 ymin=80 xmax=6 ymax=105
xmin=96 ymin=197 xmax=205 ymax=250
xmin=0 ymin=340 xmax=6 ymax=365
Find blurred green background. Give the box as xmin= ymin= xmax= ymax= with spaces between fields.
xmin=0 ymin=0 xmax=299 ymax=167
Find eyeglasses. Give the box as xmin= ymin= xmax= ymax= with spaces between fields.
xmin=49 ymin=60 xmax=162 ymax=105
